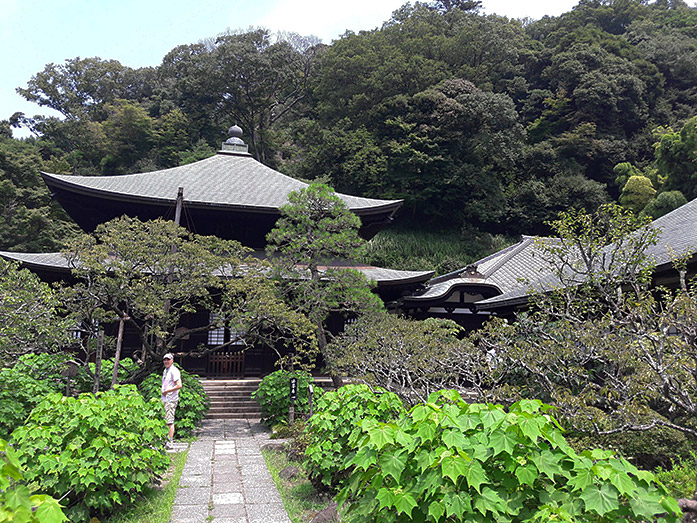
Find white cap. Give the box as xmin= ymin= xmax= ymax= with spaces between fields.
xmin=163 ymin=353 xmax=174 ymax=360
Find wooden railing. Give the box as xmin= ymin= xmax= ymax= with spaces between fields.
xmin=207 ymin=351 xmax=245 ymax=377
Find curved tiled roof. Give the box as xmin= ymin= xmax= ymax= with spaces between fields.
xmin=41 ymin=152 xmax=401 ymax=214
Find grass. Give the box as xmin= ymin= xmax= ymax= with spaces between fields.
xmin=103 ymin=448 xmax=189 ymax=523
xmin=262 ymin=447 xmax=331 ymax=523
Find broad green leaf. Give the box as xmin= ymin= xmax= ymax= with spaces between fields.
xmin=606 ymin=469 xmax=637 ymax=497
xmin=531 ymin=449 xmax=563 ymax=480
xmin=628 ymin=488 xmax=667 ymax=521
xmin=465 ymin=459 xmax=487 ymax=493
xmin=480 ymin=408 xmax=506 ymax=429
xmin=580 ymin=483 xmax=620 ymax=515
xmin=489 ymin=429 xmax=518 ymax=456
xmin=393 ymin=492 xmax=417 ymax=516
xmin=441 ymin=454 xmax=469 ymax=484
xmin=34 ymin=499 xmax=68 ymax=523
xmin=5 ymin=484 xmax=31 ymax=510
xmin=429 ymin=500 xmax=446 ymax=521
xmin=445 ymin=491 xmax=472 ymax=518
xmin=568 ymin=466 xmax=594 ymax=492
xmin=473 ymin=486 xmax=507 ymax=517
xmin=379 ymin=450 xmax=407 ymax=482
xmin=515 ymin=463 xmax=538 ymax=487
xmin=376 ymin=487 xmax=396 ymax=510
xmin=368 ymin=424 xmax=395 ymax=449
xmin=518 ymin=416 xmax=542 ymax=443
xmin=442 ymin=428 xmax=467 ymax=449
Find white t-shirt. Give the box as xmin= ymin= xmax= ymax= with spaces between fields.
xmin=161 ymin=365 xmax=182 ymax=402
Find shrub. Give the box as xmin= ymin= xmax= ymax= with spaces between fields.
xmin=139 ymin=367 xmax=210 ymax=438
xmin=13 ymin=353 xmax=74 ymax=392
xmin=10 ymin=386 xmax=169 ymax=522
xmin=304 ymin=384 xmax=405 ymax=491
xmin=73 ymin=357 xmax=140 ymax=394
xmin=0 ymin=438 xmax=67 ymax=522
xmin=0 ymin=367 xmax=54 ymax=440
xmin=252 ymin=369 xmax=321 ymax=426
xmin=338 ymin=390 xmax=681 ymax=522
xmin=655 ymin=454 xmax=697 ymax=500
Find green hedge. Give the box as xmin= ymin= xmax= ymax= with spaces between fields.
xmin=252 ymin=369 xmax=321 ymax=426
xmin=338 ymin=390 xmax=681 ymax=522
xmin=10 ymin=386 xmax=169 ymax=522
xmin=304 ymin=384 xmax=405 ymax=491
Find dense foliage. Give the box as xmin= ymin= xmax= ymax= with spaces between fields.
xmin=6 ymin=1 xmax=697 ymax=252
xmin=10 ymin=386 xmax=169 ymax=523
xmin=252 ymin=369 xmax=320 ymax=426
xmin=139 ymin=367 xmax=210 ymax=438
xmin=303 ymin=384 xmax=405 ymax=490
xmin=338 ymin=390 xmax=681 ymax=522
xmin=0 ymin=259 xmax=71 ymax=366
xmin=0 ymin=438 xmax=67 ymax=522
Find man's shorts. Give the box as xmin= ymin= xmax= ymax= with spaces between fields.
xmin=163 ymin=400 xmax=178 ymax=425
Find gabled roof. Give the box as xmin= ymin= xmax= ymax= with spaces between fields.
xmin=41 ymin=152 xmax=401 ymax=215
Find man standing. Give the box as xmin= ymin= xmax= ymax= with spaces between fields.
xmin=161 ymin=353 xmax=182 ymax=449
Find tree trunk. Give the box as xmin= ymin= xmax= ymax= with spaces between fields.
xmin=93 ymin=329 xmax=104 ymax=394
xmin=110 ymin=317 xmax=127 ymax=388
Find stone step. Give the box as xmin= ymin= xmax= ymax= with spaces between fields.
xmin=206 ymin=411 xmax=262 ymax=419
xmin=208 ymin=401 xmax=261 ymax=411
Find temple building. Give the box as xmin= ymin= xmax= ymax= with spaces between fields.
xmin=3 ymin=126 xmax=434 ymax=377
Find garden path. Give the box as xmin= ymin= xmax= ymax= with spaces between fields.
xmin=168 ymin=418 xmax=290 ymax=523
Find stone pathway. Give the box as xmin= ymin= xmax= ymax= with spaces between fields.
xmin=169 ymin=418 xmax=290 ymax=523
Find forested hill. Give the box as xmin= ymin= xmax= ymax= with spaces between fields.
xmin=2 ymin=0 xmax=697 ymax=255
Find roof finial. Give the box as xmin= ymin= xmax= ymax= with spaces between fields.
xmin=221 ymin=125 xmax=249 ymax=154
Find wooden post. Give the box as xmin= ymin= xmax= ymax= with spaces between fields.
xmin=110 ymin=316 xmax=128 ymax=388
xmin=93 ymin=329 xmax=104 ymax=394
xmin=174 ymin=187 xmax=184 ymax=226
xmin=307 ymin=384 xmax=314 ymax=420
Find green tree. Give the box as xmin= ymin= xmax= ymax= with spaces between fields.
xmin=0 ymin=258 xmax=70 ymax=367
xmin=619 ymin=175 xmax=656 ymax=214
xmin=654 ymin=116 xmax=697 ymax=200
xmin=64 ymin=216 xmax=316 ymax=384
xmin=17 ymin=57 xmax=153 ymax=121
xmin=0 ymin=137 xmax=78 ymax=251
xmin=266 ymin=183 xmax=383 ymax=386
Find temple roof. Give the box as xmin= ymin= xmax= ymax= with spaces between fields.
xmin=41 ymin=152 xmax=401 ymax=215
xmin=0 ymin=250 xmax=433 ymax=288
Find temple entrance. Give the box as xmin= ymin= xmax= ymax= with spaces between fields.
xmin=206 ymin=351 xmax=245 ymax=377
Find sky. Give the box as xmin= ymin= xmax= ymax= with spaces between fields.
xmin=1 ymin=0 xmax=583 ymax=138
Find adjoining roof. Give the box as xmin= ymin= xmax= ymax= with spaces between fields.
xmin=477 ymin=198 xmax=697 ymax=310
xmin=41 ymin=152 xmax=401 ymax=215
xmin=0 ymin=251 xmax=433 ymax=287
xmin=404 ymin=197 xmax=697 ymax=313
xmin=404 ymin=236 xmax=555 ymax=304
